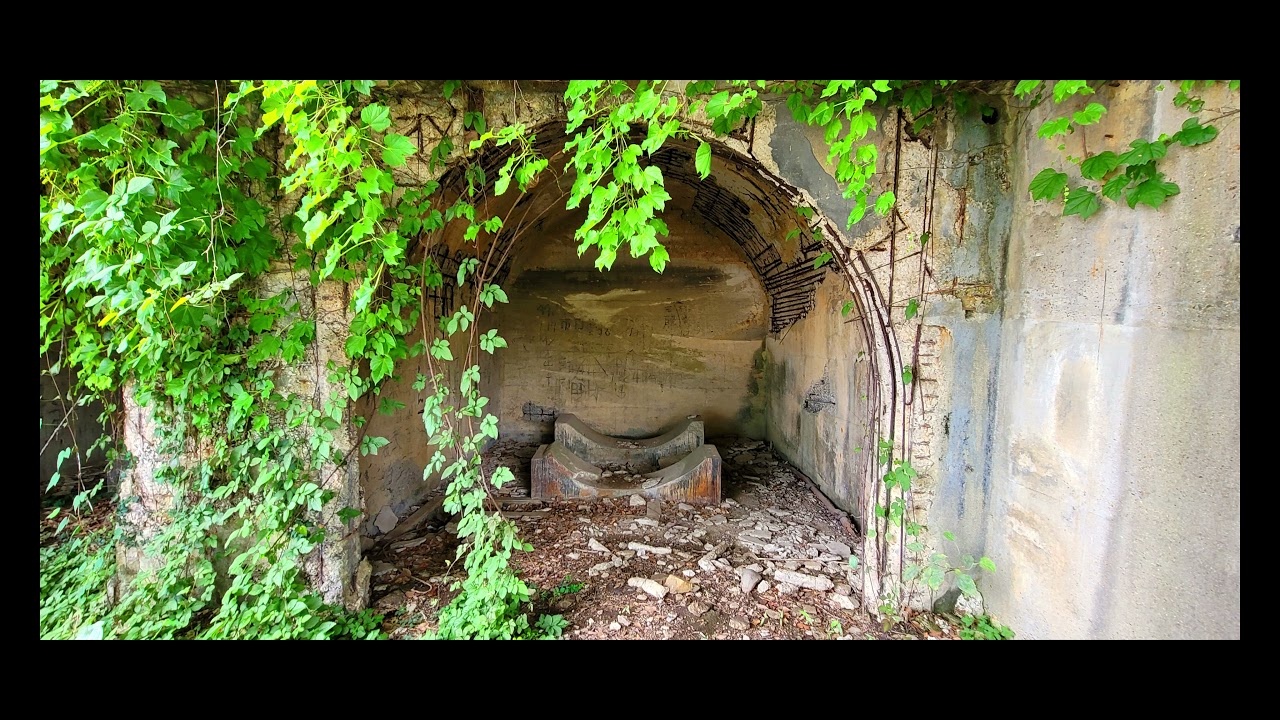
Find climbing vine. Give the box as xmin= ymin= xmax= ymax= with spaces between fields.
xmin=40 ymin=79 xmax=1237 ymax=639
xmin=1021 ymin=80 xmax=1239 ymax=217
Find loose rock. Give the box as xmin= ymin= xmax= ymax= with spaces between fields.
xmin=627 ymin=576 xmax=668 ymax=599
xmin=774 ymin=569 xmax=835 ymax=591
xmin=729 ymin=616 xmax=750 ymax=631
xmin=374 ymin=506 xmax=398 ymax=534
xmin=628 ymin=541 xmax=672 ymax=555
xmin=829 ymin=593 xmax=860 ymax=611
xmin=739 ymin=568 xmax=762 ymax=594
xmin=629 ymin=494 xmax=647 ymax=507
xmin=663 ymin=575 xmax=694 ymax=594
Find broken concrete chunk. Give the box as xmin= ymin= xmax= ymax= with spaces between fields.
xmin=629 ymin=494 xmax=647 ymax=507
xmin=774 ymin=569 xmax=834 ymax=591
xmin=627 ymin=576 xmax=668 ymax=599
xmin=829 ymin=593 xmax=860 ymax=611
xmin=739 ymin=568 xmax=762 ymax=594
xmin=756 ymin=580 xmax=771 ymax=594
xmin=628 ymin=542 xmax=672 ymax=555
xmin=588 ymin=538 xmax=609 ymax=553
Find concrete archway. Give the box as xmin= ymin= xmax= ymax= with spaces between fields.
xmin=357 ymin=121 xmax=894 ymax=568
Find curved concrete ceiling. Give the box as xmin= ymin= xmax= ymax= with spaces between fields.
xmin=428 ymin=121 xmax=837 ymax=335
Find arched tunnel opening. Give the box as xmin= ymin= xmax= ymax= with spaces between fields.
xmin=356 ymin=124 xmax=877 ymax=637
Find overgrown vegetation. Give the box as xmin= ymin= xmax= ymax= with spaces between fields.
xmin=40 ymin=80 xmax=1233 ymax=639
xmin=39 ymin=525 xmax=115 ymax=639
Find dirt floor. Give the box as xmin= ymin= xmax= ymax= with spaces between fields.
xmin=367 ymin=437 xmax=962 ymax=640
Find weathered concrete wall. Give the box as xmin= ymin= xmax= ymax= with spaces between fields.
xmin=755 ymin=97 xmax=1011 ymax=551
xmin=765 ymin=275 xmax=872 ymax=518
xmin=494 ymin=202 xmax=769 ymax=442
xmin=978 ymin=81 xmax=1241 ymax=638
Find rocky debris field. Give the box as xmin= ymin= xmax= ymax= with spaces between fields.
xmin=367 ymin=437 xmax=960 ymax=640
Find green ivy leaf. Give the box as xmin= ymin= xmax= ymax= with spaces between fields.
xmin=125 ymin=82 xmax=167 ymax=110
xmin=813 ymin=251 xmax=832 ymax=269
xmin=902 ymin=365 xmax=913 ymax=385
xmin=956 ymin=573 xmax=979 ymax=598
xmin=1101 ymin=174 xmax=1130 ymax=202
xmin=360 ymin=104 xmax=391 ymax=132
xmin=1126 ymin=176 xmax=1180 ymax=209
xmin=1117 ymin=138 xmax=1167 ymax=166
xmin=875 ymin=191 xmax=895 ymax=216
xmin=1080 ymin=151 xmax=1121 ymax=181
xmin=382 ymin=134 xmax=416 ymax=167
xmin=1063 ymin=187 xmax=1102 ymax=219
xmin=1172 ymin=116 xmax=1219 ymax=147
xmin=1028 ymin=168 xmax=1069 ymax=201
xmin=905 ymin=298 xmax=918 ymax=320
xmin=979 ymin=556 xmax=997 ymax=573
xmin=695 ymin=141 xmax=711 ymax=179
xmin=1052 ymin=80 xmax=1092 ymax=103
xmin=1071 ymin=102 xmax=1107 ymax=126
xmin=126 ymin=176 xmax=153 ymax=196
xmin=1037 ymin=116 xmax=1072 ymax=139
xmin=649 ymin=244 xmax=669 ymax=273
xmin=842 ymin=300 xmax=855 ymax=317
xmin=1013 ymin=80 xmax=1042 ymax=98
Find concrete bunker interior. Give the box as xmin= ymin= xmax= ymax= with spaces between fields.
xmin=357 ymin=124 xmax=874 ymax=544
